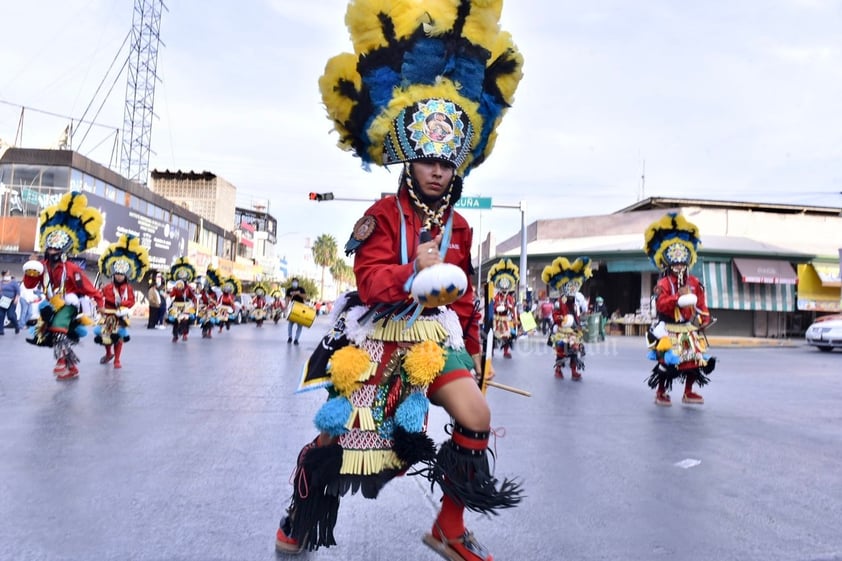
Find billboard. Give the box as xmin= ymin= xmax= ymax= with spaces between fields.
xmin=86 ymin=193 xmax=189 ymax=271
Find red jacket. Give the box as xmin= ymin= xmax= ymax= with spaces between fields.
xmin=654 ymin=273 xmax=710 ymax=326
xmin=23 ymin=259 xmax=103 ymax=308
xmin=354 ymin=188 xmax=480 ymax=355
xmin=101 ymin=281 xmax=135 ymax=310
xmin=169 ymin=285 xmax=195 ymax=304
xmin=199 ymin=290 xmax=217 ymax=307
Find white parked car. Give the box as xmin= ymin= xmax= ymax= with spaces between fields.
xmin=805 ymin=314 xmax=842 ymax=352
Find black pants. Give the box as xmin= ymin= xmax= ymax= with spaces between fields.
xmin=148 ymin=306 xmax=161 ymax=328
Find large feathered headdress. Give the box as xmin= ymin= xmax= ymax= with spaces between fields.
xmin=541 ymin=257 xmax=593 ymax=295
xmin=253 ymin=281 xmax=269 ymax=297
xmin=98 ymin=234 xmax=149 ymax=281
xmin=486 ymin=258 xmax=519 ymax=293
xmin=643 ymin=212 xmax=701 ymax=270
xmin=205 ymin=267 xmax=223 ymax=288
xmin=39 ymin=191 xmax=103 ymax=254
xmin=221 ymin=275 xmax=242 ymax=296
xmin=319 ymin=0 xmax=524 ymax=177
xmin=169 ymin=257 xmax=196 ymax=283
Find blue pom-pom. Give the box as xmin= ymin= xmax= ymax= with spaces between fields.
xmin=314 ymin=397 xmax=352 ymax=437
xmin=395 ymin=392 xmax=429 ymax=433
xmin=75 ymin=326 xmax=88 ymax=338
xmin=647 ymin=349 xmax=657 ymax=361
xmin=664 ymin=350 xmax=680 ymax=366
xmin=93 ymin=325 xmax=102 ymax=337
xmin=38 ymin=300 xmax=51 ymax=310
xmin=117 ymin=327 xmax=129 ymax=339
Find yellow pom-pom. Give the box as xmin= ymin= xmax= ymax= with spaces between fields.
xmin=329 ymin=346 xmax=372 ymax=396
xmin=656 ymin=337 xmax=672 ymax=352
xmin=50 ymin=295 xmax=65 ymax=309
xmin=404 ymin=340 xmax=445 ymax=387
xmin=79 ymin=315 xmax=95 ymax=326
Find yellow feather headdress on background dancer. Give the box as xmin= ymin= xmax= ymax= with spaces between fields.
xmin=643 ymin=212 xmax=701 ymax=271
xmin=98 ymin=234 xmax=149 ymax=282
xmin=169 ymin=257 xmax=196 ymax=284
xmin=319 ymin=0 xmax=524 ymax=178
xmin=541 ymin=257 xmax=593 ymax=296
xmin=221 ymin=275 xmax=242 ymax=296
xmin=39 ymin=191 xmax=103 ymax=254
xmin=487 ymin=258 xmax=519 ymax=293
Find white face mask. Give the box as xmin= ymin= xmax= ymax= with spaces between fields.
xmin=2 ymin=276 xmax=10 ymax=282
xmin=291 ymin=282 xmax=299 ymax=288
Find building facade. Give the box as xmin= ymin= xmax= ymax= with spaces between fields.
xmin=485 ymin=197 xmax=842 ymax=338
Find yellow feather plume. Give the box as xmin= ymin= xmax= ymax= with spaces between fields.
xmin=346 ymin=0 xmax=421 ymax=53
xmin=320 ymin=53 xmax=361 ymax=128
xmin=421 ymin=0 xmax=458 ymax=37
xmin=462 ymin=0 xmax=502 ymax=47
xmin=404 ymin=340 xmax=446 ymax=387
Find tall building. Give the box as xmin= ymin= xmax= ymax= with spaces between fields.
xmin=150 ymin=170 xmax=236 ymax=231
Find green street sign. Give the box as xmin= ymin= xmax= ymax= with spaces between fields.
xmin=454 ymin=196 xmax=492 ymax=210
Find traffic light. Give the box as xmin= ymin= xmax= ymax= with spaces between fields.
xmin=308 ymin=192 xmax=335 ymax=202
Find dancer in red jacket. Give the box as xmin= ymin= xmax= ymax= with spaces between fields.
xmin=273 ymin=3 xmax=524 ymax=559
xmin=95 ymin=234 xmax=149 ymax=369
xmin=644 ymin=212 xmax=716 ymax=406
xmin=24 ymin=191 xmax=104 ymax=380
xmin=543 ymin=257 xmax=592 ymax=381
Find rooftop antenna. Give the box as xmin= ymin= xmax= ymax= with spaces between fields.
xmin=638 ymin=159 xmax=646 ymax=201
xmin=121 ymin=0 xmax=167 ymax=186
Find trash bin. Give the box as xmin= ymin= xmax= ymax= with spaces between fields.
xmin=585 ymin=313 xmax=601 ymax=343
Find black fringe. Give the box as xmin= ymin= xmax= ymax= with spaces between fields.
xmin=646 ymin=362 xmax=680 ymax=391
xmin=392 ymin=425 xmax=437 ymax=467
xmin=683 ymin=367 xmax=711 ymax=388
xmin=423 ymin=440 xmax=523 ymax=516
xmin=288 ymin=443 xmax=343 ymax=551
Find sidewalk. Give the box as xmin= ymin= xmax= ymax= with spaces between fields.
xmin=705 ymin=335 xmax=800 ymax=347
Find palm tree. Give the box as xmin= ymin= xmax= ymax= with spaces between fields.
xmin=330 ymin=258 xmax=355 ymax=296
xmin=312 ymin=234 xmax=338 ymax=300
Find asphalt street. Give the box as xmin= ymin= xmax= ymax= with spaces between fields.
xmin=1 ymin=317 xmax=841 ymax=561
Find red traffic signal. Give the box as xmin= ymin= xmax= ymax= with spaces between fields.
xmin=308 ymin=192 xmax=335 ymax=202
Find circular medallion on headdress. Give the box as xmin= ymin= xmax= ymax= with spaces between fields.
xmin=45 ymin=229 xmax=72 ymax=250
xmin=665 ymin=243 xmax=691 ymax=266
xmin=254 ymin=282 xmax=268 ymax=297
xmin=169 ymin=257 xmax=196 ymax=283
xmin=541 ymin=257 xmax=593 ymax=295
xmin=487 ymin=258 xmax=520 ymax=294
xmin=384 ymin=99 xmax=473 ymax=170
xmin=98 ymin=234 xmax=150 ymax=281
xmin=39 ymin=191 xmax=103 ymax=254
xmin=221 ymin=276 xmax=242 ymax=296
xmin=643 ymin=213 xmax=701 ymax=270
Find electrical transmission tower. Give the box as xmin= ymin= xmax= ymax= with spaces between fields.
xmin=121 ymin=0 xmax=166 ymax=185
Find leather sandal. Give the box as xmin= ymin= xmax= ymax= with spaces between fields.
xmin=422 ymin=528 xmax=492 ymax=561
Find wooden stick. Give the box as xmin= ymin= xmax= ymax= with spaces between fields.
xmin=486 ymin=380 xmax=532 ymax=397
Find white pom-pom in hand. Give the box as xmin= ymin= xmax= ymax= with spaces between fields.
xmin=677 ymin=293 xmax=697 ymax=308
xmin=410 ymin=263 xmax=468 ymax=308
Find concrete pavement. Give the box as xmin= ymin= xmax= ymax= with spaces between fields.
xmin=1 ymin=317 xmax=841 ymax=561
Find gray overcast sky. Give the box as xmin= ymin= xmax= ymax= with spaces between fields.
xmin=1 ymin=0 xmax=840 ymax=258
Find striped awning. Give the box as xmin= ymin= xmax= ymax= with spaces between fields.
xmin=700 ymin=261 xmax=795 ymax=312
